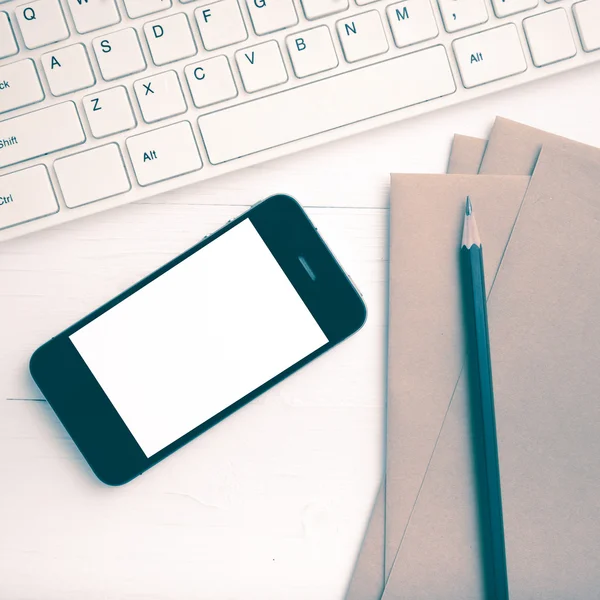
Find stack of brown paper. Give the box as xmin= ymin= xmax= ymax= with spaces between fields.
xmin=346 ymin=118 xmax=600 ymax=599
xmin=447 ymin=135 xmax=487 ymax=175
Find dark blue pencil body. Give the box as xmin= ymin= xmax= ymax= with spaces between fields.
xmin=461 ymin=242 xmax=509 ymax=600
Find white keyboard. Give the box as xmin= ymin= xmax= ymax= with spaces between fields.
xmin=0 ymin=0 xmax=599 ymax=241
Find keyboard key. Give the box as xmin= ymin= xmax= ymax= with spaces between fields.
xmin=144 ymin=13 xmax=197 ymax=66
xmin=41 ymin=43 xmax=95 ymax=96
xmin=300 ymin=0 xmax=349 ymax=19
xmin=246 ymin=0 xmax=298 ymax=35
xmin=65 ymin=0 xmax=120 ymax=34
xmin=16 ymin=0 xmax=70 ymax=49
xmin=453 ymin=24 xmax=527 ymax=87
xmin=0 ymin=59 xmax=44 ymax=114
xmin=491 ymin=0 xmax=538 ymax=17
xmin=134 ymin=70 xmax=187 ymax=123
xmin=0 ymin=101 xmax=85 ymax=168
xmin=386 ymin=0 xmax=439 ymax=48
xmin=123 ymin=0 xmax=172 ymax=19
xmin=54 ymin=144 xmax=131 ymax=208
xmin=199 ymin=45 xmax=456 ymax=164
xmin=437 ymin=0 xmax=488 ymax=33
xmin=337 ymin=10 xmax=389 ymax=62
xmin=195 ymin=1 xmax=248 ymax=50
xmin=286 ymin=26 xmax=339 ymax=78
xmin=356 ymin=0 xmax=381 ymax=4
xmin=0 ymin=11 xmax=19 ymax=58
xmin=126 ymin=121 xmax=203 ymax=186
xmin=573 ymin=0 xmax=600 ymax=52
xmin=83 ymin=86 xmax=137 ymax=138
xmin=184 ymin=56 xmax=238 ymax=108
xmin=0 ymin=165 xmax=58 ymax=231
xmin=524 ymin=9 xmax=577 ymax=66
xmin=236 ymin=40 xmax=288 ymax=93
xmin=93 ymin=28 xmax=147 ymax=81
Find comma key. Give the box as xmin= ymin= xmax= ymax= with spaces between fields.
xmin=126 ymin=121 xmax=203 ymax=186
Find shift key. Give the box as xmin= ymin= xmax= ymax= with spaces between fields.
xmin=0 ymin=102 xmax=86 ymax=168
xmin=0 ymin=165 xmax=59 ymax=231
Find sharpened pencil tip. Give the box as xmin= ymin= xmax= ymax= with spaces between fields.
xmin=462 ymin=196 xmax=481 ymax=248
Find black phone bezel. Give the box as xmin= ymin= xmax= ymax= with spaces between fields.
xmin=29 ymin=194 xmax=367 ymax=485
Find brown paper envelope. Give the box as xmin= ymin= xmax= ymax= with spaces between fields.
xmin=447 ymin=135 xmax=488 ymax=175
xmin=383 ymin=175 xmax=530 ymax=589
xmin=346 ymin=128 xmax=489 ymax=598
xmin=384 ymin=141 xmax=600 ymax=598
xmin=345 ymin=130 xmax=491 ymax=599
xmin=344 ymin=485 xmax=385 ymax=600
xmin=347 ymin=120 xmax=599 ymax=599
xmin=347 ymin=126 xmax=489 ymax=598
xmin=479 ymin=117 xmax=595 ymax=176
xmin=382 ymin=372 xmax=485 ymax=600
xmin=346 ymin=129 xmax=494 ymax=598
xmin=484 ymin=144 xmax=600 ymax=598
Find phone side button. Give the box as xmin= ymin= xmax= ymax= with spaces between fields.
xmin=125 ymin=121 xmax=203 ymax=186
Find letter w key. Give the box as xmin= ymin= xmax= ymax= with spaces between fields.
xmin=68 ymin=0 xmax=121 ymax=34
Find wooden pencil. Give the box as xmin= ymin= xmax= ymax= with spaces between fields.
xmin=461 ymin=197 xmax=509 ymax=600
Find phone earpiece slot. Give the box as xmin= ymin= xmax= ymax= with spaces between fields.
xmin=298 ymin=256 xmax=316 ymax=281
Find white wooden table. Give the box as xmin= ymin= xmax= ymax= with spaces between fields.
xmin=2 ymin=63 xmax=600 ymax=599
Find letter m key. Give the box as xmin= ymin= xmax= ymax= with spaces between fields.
xmin=396 ymin=6 xmax=409 ymax=20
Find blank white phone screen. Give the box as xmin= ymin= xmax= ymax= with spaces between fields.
xmin=70 ymin=219 xmax=328 ymax=458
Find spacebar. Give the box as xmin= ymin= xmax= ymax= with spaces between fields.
xmin=198 ymin=46 xmax=456 ymax=165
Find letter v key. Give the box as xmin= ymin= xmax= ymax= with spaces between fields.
xmin=235 ymin=41 xmax=288 ymax=93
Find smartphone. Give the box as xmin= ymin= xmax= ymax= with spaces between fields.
xmin=30 ymin=195 xmax=366 ymax=485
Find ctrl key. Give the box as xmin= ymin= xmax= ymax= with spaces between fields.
xmin=0 ymin=165 xmax=58 ymax=231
